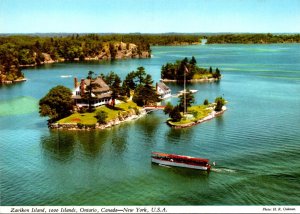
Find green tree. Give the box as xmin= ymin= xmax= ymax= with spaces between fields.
xmin=124 ymin=71 xmax=137 ymax=90
xmin=214 ymin=96 xmax=225 ymax=111
xmin=213 ymin=68 xmax=221 ymax=79
xmin=203 ymin=99 xmax=209 ymax=105
xmin=85 ymin=70 xmax=100 ymax=112
xmin=190 ymin=56 xmax=197 ymax=65
xmin=164 ymin=102 xmax=174 ymax=115
xmin=135 ymin=66 xmax=146 ymax=85
xmin=95 ymin=110 xmax=108 ymax=124
xmin=111 ymin=75 xmax=122 ymax=106
xmin=39 ymin=85 xmax=73 ymax=121
xmin=169 ymin=105 xmax=182 ymax=122
xmin=178 ymin=90 xmax=195 ymax=112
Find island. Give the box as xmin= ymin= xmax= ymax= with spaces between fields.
xmin=40 ymin=67 xmax=161 ymax=130
xmin=0 ymin=33 xmax=202 ymax=84
xmin=161 ymin=57 xmax=221 ymax=82
xmin=163 ymin=91 xmax=227 ymax=128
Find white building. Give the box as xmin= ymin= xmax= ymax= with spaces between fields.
xmin=156 ymin=81 xmax=171 ymax=99
xmin=72 ymin=77 xmax=112 ymax=108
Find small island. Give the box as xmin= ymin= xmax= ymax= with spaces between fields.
xmin=161 ymin=57 xmax=221 ymax=82
xmin=163 ymin=91 xmax=227 ymax=128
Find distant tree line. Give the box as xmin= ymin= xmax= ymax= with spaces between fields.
xmin=161 ymin=57 xmax=221 ymax=81
xmin=206 ymin=33 xmax=300 ymax=44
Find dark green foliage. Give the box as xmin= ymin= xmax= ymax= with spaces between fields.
xmin=135 ymin=66 xmax=146 ymax=85
xmin=95 ymin=110 xmax=108 ymax=124
xmin=163 ymin=102 xmax=174 ymax=115
xmin=178 ymin=90 xmax=195 ymax=112
xmin=203 ymin=99 xmax=209 ymax=105
xmin=132 ymin=84 xmax=160 ymax=107
xmin=102 ymin=71 xmax=124 ymax=101
xmin=190 ymin=56 xmax=197 ymax=65
xmin=124 ymin=71 xmax=137 ymax=90
xmin=213 ymin=68 xmax=221 ymax=79
xmin=215 ymin=96 xmax=226 ymax=111
xmin=85 ymin=70 xmax=100 ymax=112
xmin=169 ymin=106 xmax=182 ymax=122
xmin=161 ymin=57 xmax=209 ymax=81
xmin=206 ymin=33 xmax=300 ymax=44
xmin=39 ymin=85 xmax=73 ymax=120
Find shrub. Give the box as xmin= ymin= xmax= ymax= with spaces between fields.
xmin=203 ymin=99 xmax=209 ymax=105
xmin=169 ymin=106 xmax=182 ymax=122
xmin=95 ymin=110 xmax=108 ymax=124
xmin=164 ymin=102 xmax=174 ymax=115
xmin=77 ymin=123 xmax=84 ymax=129
xmin=215 ymin=96 xmax=226 ymax=111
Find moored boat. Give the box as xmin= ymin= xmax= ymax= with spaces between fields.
xmin=151 ymin=152 xmax=211 ymax=172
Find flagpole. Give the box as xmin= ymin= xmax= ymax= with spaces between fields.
xmin=184 ymin=67 xmax=186 ymax=115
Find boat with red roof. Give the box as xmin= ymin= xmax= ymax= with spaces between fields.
xmin=151 ymin=152 xmax=211 ymax=172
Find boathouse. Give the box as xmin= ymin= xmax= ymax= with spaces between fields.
xmin=72 ymin=77 xmax=112 ymax=107
xmin=156 ymin=81 xmax=171 ymax=99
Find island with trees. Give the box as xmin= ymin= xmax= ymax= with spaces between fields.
xmin=161 ymin=57 xmax=221 ymax=82
xmin=40 ymin=67 xmax=160 ymax=130
xmin=205 ymin=33 xmax=300 ymax=44
xmin=2 ymin=33 xmax=299 ymax=84
xmin=164 ymin=93 xmax=227 ymax=128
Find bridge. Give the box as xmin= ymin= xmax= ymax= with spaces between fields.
xmin=144 ymin=106 xmax=166 ymax=112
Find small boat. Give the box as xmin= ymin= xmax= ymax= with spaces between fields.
xmin=177 ymin=89 xmax=198 ymax=96
xmin=151 ymin=152 xmax=211 ymax=172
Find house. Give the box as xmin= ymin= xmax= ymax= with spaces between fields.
xmin=156 ymin=81 xmax=171 ymax=99
xmin=72 ymin=77 xmax=112 ymax=107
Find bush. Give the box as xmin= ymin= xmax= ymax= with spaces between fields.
xmin=77 ymin=123 xmax=84 ymax=129
xmin=203 ymin=99 xmax=209 ymax=105
xmin=169 ymin=106 xmax=182 ymax=122
xmin=95 ymin=110 xmax=108 ymax=124
xmin=215 ymin=96 xmax=226 ymax=111
xmin=164 ymin=102 xmax=174 ymax=115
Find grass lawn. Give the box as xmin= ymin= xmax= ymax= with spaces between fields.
xmin=169 ymin=105 xmax=212 ymax=126
xmin=193 ymin=73 xmax=213 ymax=79
xmin=58 ymin=100 xmax=140 ymax=125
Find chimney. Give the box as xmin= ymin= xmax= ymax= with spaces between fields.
xmin=74 ymin=77 xmax=78 ymax=88
xmin=80 ymin=79 xmax=85 ymax=96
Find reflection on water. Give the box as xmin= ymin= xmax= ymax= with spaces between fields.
xmin=41 ymin=130 xmax=76 ymax=162
xmin=165 ymin=127 xmax=194 ymax=144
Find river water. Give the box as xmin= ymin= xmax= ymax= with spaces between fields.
xmin=1 ymin=44 xmax=300 ymax=205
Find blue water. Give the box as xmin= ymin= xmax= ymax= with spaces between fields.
xmin=1 ymin=44 xmax=300 ymax=205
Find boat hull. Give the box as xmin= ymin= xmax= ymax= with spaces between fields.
xmin=152 ymin=158 xmax=209 ymax=171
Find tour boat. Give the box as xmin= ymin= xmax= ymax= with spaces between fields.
xmin=151 ymin=152 xmax=211 ymax=172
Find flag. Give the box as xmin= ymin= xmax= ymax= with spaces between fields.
xmin=184 ymin=65 xmax=189 ymax=73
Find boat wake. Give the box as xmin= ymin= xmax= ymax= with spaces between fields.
xmin=211 ymin=168 xmax=236 ymax=173
xmin=60 ymin=75 xmax=72 ymax=78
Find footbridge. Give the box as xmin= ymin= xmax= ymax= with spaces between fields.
xmin=144 ymin=106 xmax=166 ymax=112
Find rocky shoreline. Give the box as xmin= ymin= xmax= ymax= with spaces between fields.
xmin=49 ymin=108 xmax=147 ymax=130
xmin=167 ymin=106 xmax=227 ymax=129
xmin=0 ymin=78 xmax=27 ymax=84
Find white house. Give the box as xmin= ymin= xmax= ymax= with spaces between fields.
xmin=72 ymin=77 xmax=112 ymax=108
xmin=156 ymin=81 xmax=171 ymax=99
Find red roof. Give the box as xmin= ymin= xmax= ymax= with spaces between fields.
xmin=152 ymin=152 xmax=209 ymax=163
